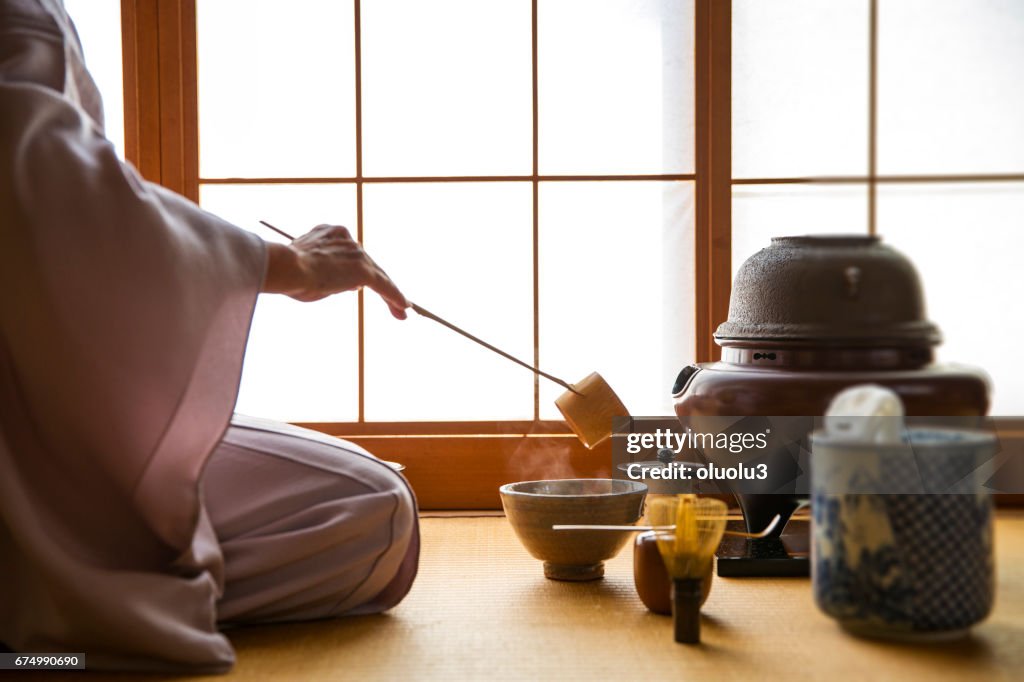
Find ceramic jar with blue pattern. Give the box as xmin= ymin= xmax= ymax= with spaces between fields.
xmin=811 ymin=428 xmax=996 ymax=640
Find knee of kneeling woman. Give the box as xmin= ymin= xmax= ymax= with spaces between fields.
xmin=343 ymin=466 xmax=420 ymax=616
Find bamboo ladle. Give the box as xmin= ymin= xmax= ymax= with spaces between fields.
xmin=259 ymin=221 xmax=627 ymax=448
xmin=552 ymin=512 xmax=784 ymax=539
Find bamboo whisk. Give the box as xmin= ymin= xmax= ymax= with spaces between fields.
xmin=647 ymin=495 xmax=729 ymax=644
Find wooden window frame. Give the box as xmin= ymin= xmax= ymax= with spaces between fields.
xmin=119 ymin=0 xmax=730 ymax=509
xmin=120 ymin=1 xmax=1022 ymax=508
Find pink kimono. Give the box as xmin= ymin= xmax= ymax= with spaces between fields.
xmin=0 ymin=0 xmax=418 ymax=671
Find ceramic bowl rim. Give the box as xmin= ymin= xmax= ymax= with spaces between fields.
xmin=499 ymin=478 xmax=648 ymax=498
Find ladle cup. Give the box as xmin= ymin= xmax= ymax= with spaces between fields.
xmin=555 ymin=372 xmax=629 ymax=449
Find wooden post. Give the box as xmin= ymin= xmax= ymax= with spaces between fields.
xmin=694 ymin=0 xmax=732 ymax=363
xmin=121 ymin=0 xmax=198 ymax=201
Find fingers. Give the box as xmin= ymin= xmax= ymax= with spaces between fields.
xmin=356 ymin=250 xmax=408 ymax=319
xmin=301 ymin=224 xmax=409 ymax=319
xmin=309 ymin=224 xmax=354 ymax=243
xmin=366 ymin=268 xmax=410 ymax=320
xmin=330 ymin=225 xmax=353 ymax=241
xmin=387 ymin=301 xmax=409 ymax=320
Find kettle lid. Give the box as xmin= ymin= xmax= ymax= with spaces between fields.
xmin=714 ymin=235 xmax=941 ymax=347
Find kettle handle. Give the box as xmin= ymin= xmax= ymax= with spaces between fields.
xmin=672 ymin=364 xmax=701 ymax=396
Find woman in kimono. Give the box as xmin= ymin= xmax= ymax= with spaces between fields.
xmin=0 ymin=0 xmax=419 ymax=671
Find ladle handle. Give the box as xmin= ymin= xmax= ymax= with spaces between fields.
xmin=409 ymin=303 xmax=581 ymax=395
xmin=256 ymin=222 xmax=581 ymax=396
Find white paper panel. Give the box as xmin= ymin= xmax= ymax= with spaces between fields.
xmin=538 ymin=182 xmax=695 ymax=418
xmin=362 ymin=183 xmax=534 ymax=420
xmin=878 ymin=0 xmax=1024 ymax=174
xmin=733 ymin=0 xmax=869 ymax=178
xmin=538 ymin=0 xmax=694 ymax=175
xmin=878 ymin=183 xmax=1024 ymax=415
xmin=361 ymin=0 xmax=531 ymax=176
xmin=199 ymin=184 xmax=360 ymax=421
xmin=197 ymin=0 xmax=356 ymax=178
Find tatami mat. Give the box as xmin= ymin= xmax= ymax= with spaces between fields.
xmin=33 ymin=515 xmax=1024 ymax=680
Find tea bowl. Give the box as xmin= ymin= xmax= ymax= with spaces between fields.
xmin=499 ymin=478 xmax=648 ymax=581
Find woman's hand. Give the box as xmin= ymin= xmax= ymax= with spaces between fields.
xmin=263 ymin=224 xmax=409 ymax=319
